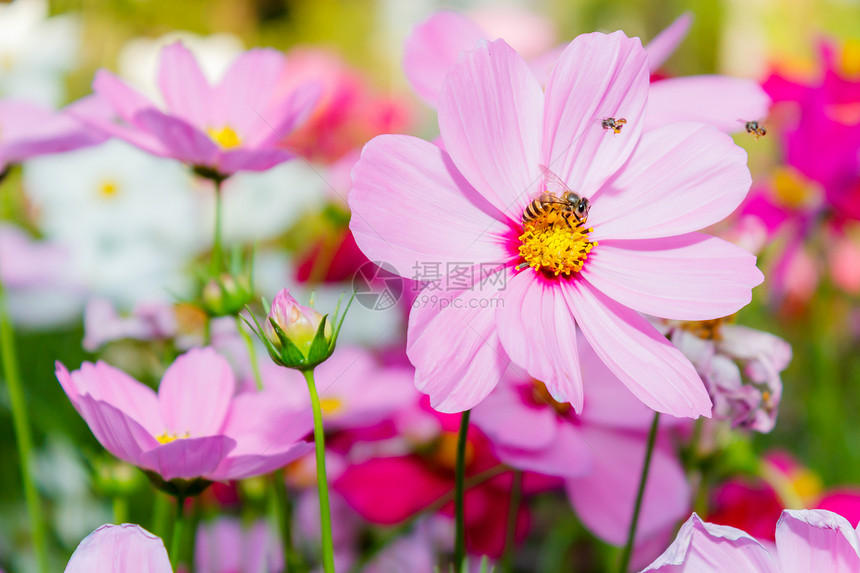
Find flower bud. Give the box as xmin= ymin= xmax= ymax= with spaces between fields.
xmin=200 ymin=273 xmax=254 ymax=317
xmin=254 ymin=288 xmax=347 ymax=370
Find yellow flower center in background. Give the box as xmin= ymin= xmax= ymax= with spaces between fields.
xmin=206 ymin=125 xmax=242 ymax=149
xmin=156 ymin=431 xmax=189 ymax=444
xmin=320 ymin=397 xmax=343 ymax=416
xmin=98 ymin=179 xmax=120 ymax=199
xmin=432 ymin=432 xmax=475 ymax=471
xmin=678 ymin=316 xmax=735 ymax=341
xmin=531 ymin=379 xmax=572 ymax=416
xmin=841 ymin=38 xmax=860 ymax=79
xmin=770 ymin=167 xmax=820 ymax=209
xmin=518 ymin=205 xmax=595 ymax=276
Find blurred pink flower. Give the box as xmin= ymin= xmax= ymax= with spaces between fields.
xmin=278 ymin=48 xmax=413 ymax=164
xmin=83 ymin=298 xmax=177 ymax=351
xmin=195 ymin=518 xmax=281 ymax=573
xmin=0 ymin=222 xmax=71 ymax=288
xmin=56 ymin=347 xmax=314 ymax=488
xmin=65 ymin=523 xmax=171 ymax=573
xmin=76 ymin=42 xmax=319 ymax=178
xmin=641 ymin=510 xmax=860 ymax=572
xmin=0 ymin=98 xmax=104 ymax=172
xmin=472 ymin=342 xmax=690 ymax=547
xmin=403 ymin=11 xmax=769 ymax=131
xmin=659 ymin=320 xmax=791 ymax=433
xmin=350 ymin=32 xmax=762 ymax=416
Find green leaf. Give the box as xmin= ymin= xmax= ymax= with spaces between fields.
xmin=306 ymin=314 xmax=331 ymax=364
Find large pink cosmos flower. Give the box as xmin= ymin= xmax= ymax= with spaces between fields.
xmin=641 ymin=510 xmax=860 ymax=572
xmin=471 ymin=342 xmax=690 ymax=548
xmin=403 ymin=11 xmax=770 ymax=132
xmin=56 ymin=347 xmax=314 ymax=487
xmin=349 ymin=32 xmax=763 ymax=417
xmin=75 ymin=42 xmax=319 ymax=178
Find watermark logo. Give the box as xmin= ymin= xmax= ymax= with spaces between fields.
xmin=353 ymin=261 xmax=404 ymax=311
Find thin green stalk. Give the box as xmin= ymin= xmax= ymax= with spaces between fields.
xmin=303 ymin=369 xmax=335 ymax=573
xmin=210 ymin=178 xmax=224 ymax=275
xmin=170 ymin=496 xmax=187 ymax=570
xmin=0 ymin=281 xmax=48 ymax=573
xmin=113 ymin=496 xmax=128 ymax=524
xmin=272 ymin=469 xmax=304 ymax=573
xmin=453 ymin=410 xmax=471 ymax=573
xmin=618 ymin=412 xmax=660 ymax=573
xmin=152 ymin=490 xmax=171 ymax=539
xmin=237 ymin=315 xmax=264 ymax=390
xmin=501 ymin=470 xmax=523 ymax=573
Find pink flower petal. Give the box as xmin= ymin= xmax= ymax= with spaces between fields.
xmin=247 ymin=81 xmax=320 ymax=147
xmin=541 ymin=31 xmax=649 ymax=198
xmin=56 ymin=361 xmax=162 ymax=436
xmin=333 ymin=456 xmax=451 ymax=524
xmin=646 ymin=76 xmax=772 ymax=132
xmin=640 ymin=513 xmax=777 ymax=572
xmin=471 ymin=381 xmax=558 ymax=451
xmin=214 ymin=48 xmax=286 ymax=136
xmin=216 ymin=147 xmax=294 ymax=174
xmin=403 ymin=11 xmax=486 ymax=107
xmin=776 ymin=510 xmax=860 ymax=573
xmin=92 ymin=70 xmax=154 ymax=124
xmin=566 ymin=427 xmax=690 ymax=545
xmin=138 ymin=435 xmax=236 ymax=481
xmin=65 ymin=523 xmax=172 ymax=573
xmin=349 ymin=134 xmax=510 ymax=274
xmin=438 ymin=38 xmax=544 ymax=221
xmin=644 ymin=13 xmax=692 ymax=71
xmin=408 ymin=280 xmax=510 ymax=413
xmin=220 ymin=391 xmax=313 ymax=454
xmin=582 ymin=234 xmax=763 ymax=320
xmin=157 ymin=347 xmax=235 ymax=437
xmin=133 ymin=108 xmax=220 ymax=167
xmin=495 ymin=421 xmax=593 ymax=478
xmin=589 ymin=122 xmax=751 ymax=241
xmin=75 ymin=395 xmax=160 ymax=466
xmin=208 ymin=442 xmax=315 ymax=481
xmin=566 ymin=280 xmax=712 ymax=418
xmin=157 ymin=42 xmax=212 ymax=129
xmin=496 ymin=271 xmax=584 ymax=410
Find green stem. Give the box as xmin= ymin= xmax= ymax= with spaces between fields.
xmin=501 ymin=470 xmax=522 ymax=573
xmin=113 ymin=496 xmax=128 ymax=524
xmin=170 ymin=496 xmax=187 ymax=570
xmin=238 ymin=315 xmax=264 ymax=390
xmin=303 ymin=369 xmax=335 ymax=573
xmin=152 ymin=490 xmax=171 ymax=540
xmin=618 ymin=412 xmax=660 ymax=573
xmin=211 ymin=178 xmax=224 ymax=275
xmin=272 ymin=469 xmax=304 ymax=573
xmin=454 ymin=410 xmax=471 ymax=573
xmin=0 ymin=281 xmax=49 ymax=573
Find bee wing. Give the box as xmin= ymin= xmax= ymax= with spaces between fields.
xmin=538 ymin=164 xmax=574 ymax=198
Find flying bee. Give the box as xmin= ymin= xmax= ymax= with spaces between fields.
xmin=601 ymin=117 xmax=627 ymax=134
xmin=742 ymin=119 xmax=767 ymax=140
xmin=522 ymin=165 xmax=591 ymax=228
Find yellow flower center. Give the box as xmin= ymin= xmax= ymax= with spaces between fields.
xmin=678 ymin=316 xmax=735 ymax=341
xmin=518 ymin=205 xmax=595 ymax=276
xmin=432 ymin=432 xmax=475 ymax=471
xmin=841 ymin=38 xmax=860 ymax=79
xmin=319 ymin=397 xmax=343 ymax=416
xmin=98 ymin=179 xmax=120 ymax=199
xmin=156 ymin=431 xmax=189 ymax=444
xmin=206 ymin=125 xmax=242 ymax=149
xmin=531 ymin=379 xmax=572 ymax=416
xmin=770 ymin=167 xmax=820 ymax=209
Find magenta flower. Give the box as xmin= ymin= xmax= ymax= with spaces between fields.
xmin=403 ymin=11 xmax=769 ymax=131
xmin=76 ymin=42 xmax=319 ymax=178
xmin=472 ymin=342 xmax=690 ymax=547
xmin=65 ymin=523 xmax=171 ymax=573
xmin=350 ymin=32 xmax=762 ymax=416
xmin=56 ymin=347 xmax=314 ymax=490
xmin=0 ymin=98 xmax=104 ymax=172
xmin=641 ymin=510 xmax=860 ymax=572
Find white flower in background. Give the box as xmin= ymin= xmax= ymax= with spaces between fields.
xmin=0 ymin=0 xmax=81 ymax=107
xmin=23 ymin=139 xmax=205 ymax=306
xmin=117 ymin=30 xmax=244 ymax=99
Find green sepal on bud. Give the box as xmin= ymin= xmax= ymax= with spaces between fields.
xmin=187 ymin=247 xmax=256 ymax=318
xmin=243 ymin=288 xmax=354 ymax=371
